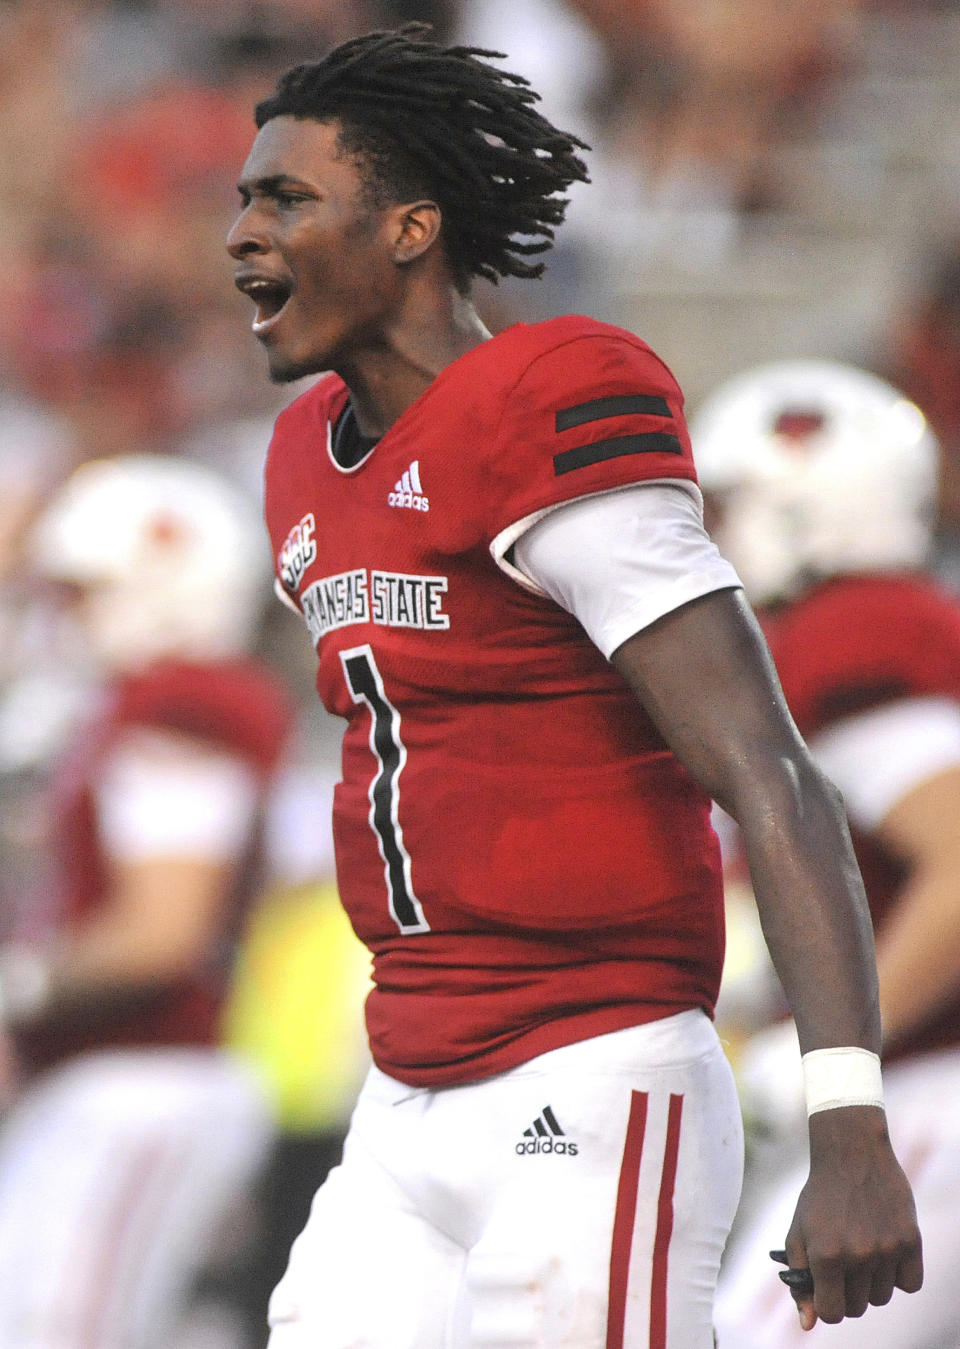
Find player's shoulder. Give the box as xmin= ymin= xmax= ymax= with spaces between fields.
xmin=769 ymin=573 xmax=960 ymax=728
xmin=454 ymin=318 xmax=697 ymax=529
xmin=477 ymin=315 xmax=681 ymax=395
xmin=493 ymin=313 xmax=653 ymax=353
xmin=114 ymin=658 xmax=294 ymax=770
xmin=781 ymin=573 xmax=960 ymax=643
xmin=450 ymin=317 xmax=687 ymax=457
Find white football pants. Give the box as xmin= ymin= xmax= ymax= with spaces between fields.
xmin=267 ymin=1009 xmax=743 ymax=1348
xmin=0 ymin=1047 xmax=273 ymax=1349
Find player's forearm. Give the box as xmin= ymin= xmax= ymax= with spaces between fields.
xmin=733 ymin=758 xmax=881 ymax=1056
xmin=53 ymin=922 xmax=198 ymax=993
xmin=0 ymin=864 xmax=228 ymax=1031
xmin=875 ymin=858 xmax=960 ymax=1051
xmin=0 ymin=934 xmax=186 ymax=1038
xmin=54 ymin=856 xmax=231 ymax=1003
xmin=0 ymin=929 xmax=195 ymax=1031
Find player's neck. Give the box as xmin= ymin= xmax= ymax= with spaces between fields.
xmin=337 ymin=286 xmax=491 ymax=439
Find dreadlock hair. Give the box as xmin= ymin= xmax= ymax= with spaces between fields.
xmin=254 ymin=23 xmax=590 ymax=293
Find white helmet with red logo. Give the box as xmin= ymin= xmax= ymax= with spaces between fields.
xmin=31 ymin=454 xmax=271 ymax=670
xmin=690 ymin=360 xmax=938 ymax=605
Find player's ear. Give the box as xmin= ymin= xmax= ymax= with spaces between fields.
xmin=392 ymin=200 xmax=442 ymax=266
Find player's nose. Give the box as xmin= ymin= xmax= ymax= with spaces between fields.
xmin=226 ymin=211 xmax=269 ymax=260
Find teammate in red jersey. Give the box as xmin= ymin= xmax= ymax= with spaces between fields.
xmin=691 ymin=359 xmax=960 ymax=1349
xmin=227 ymin=26 xmax=921 ymax=1347
xmin=0 ymin=454 xmax=293 ymax=1348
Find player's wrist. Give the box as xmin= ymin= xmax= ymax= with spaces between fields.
xmin=802 ymin=1046 xmax=884 ymax=1116
xmin=806 ymin=1100 xmax=896 ymax=1177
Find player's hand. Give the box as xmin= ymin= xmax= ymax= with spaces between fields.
xmin=779 ymin=1105 xmax=922 ymax=1331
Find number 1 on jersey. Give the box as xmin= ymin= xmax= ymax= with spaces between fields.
xmin=341 ymin=645 xmax=430 ymax=934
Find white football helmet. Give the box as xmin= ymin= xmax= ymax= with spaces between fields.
xmin=690 ymin=360 xmax=938 ymax=605
xmin=31 ymin=454 xmax=272 ymax=671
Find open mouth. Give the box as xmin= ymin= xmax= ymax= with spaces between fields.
xmin=238 ymin=277 xmax=292 ymax=336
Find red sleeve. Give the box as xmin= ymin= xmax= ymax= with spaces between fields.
xmin=114 ymin=660 xmax=294 ymax=777
xmin=483 ymin=329 xmax=698 ymax=544
xmin=767 ymin=576 xmax=960 ymax=738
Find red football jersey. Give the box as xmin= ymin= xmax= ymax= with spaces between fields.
xmin=265 ymin=316 xmax=725 ymax=1087
xmin=763 ymin=572 xmax=960 ymax=1060
xmin=18 ymin=658 xmax=293 ymax=1073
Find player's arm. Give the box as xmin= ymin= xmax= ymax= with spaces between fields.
xmin=721 ymin=698 xmax=960 ymax=1091
xmin=613 ymin=589 xmax=876 ymax=1052
xmin=871 ymin=764 xmax=960 ymax=1051
xmin=0 ymin=726 xmax=258 ymax=1032
xmin=610 ymin=587 xmax=922 ymax=1330
xmin=0 ymin=857 xmax=237 ymax=1041
xmin=42 ymin=854 xmax=235 ymax=1002
xmin=803 ymin=695 xmax=960 ymax=1055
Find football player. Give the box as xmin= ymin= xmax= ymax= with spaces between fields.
xmin=0 ymin=454 xmax=294 ymax=1348
xmin=692 ymin=360 xmax=960 ymax=1349
xmin=227 ymin=25 xmax=921 ymax=1348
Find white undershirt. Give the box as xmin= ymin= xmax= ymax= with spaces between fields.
xmin=504 ymin=481 xmax=742 ymax=657
xmin=96 ymin=727 xmax=260 ymax=862
xmin=808 ymin=696 xmax=960 ymax=830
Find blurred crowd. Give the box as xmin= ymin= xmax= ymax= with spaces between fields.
xmin=5 ymin=0 xmax=960 ymax=542
xmin=3 ymin=1 xmax=960 ymax=1346
xmin=1 ymin=0 xmax=958 ymax=473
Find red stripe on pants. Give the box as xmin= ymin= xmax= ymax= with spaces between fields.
xmin=606 ymin=1091 xmax=648 ymax=1349
xmin=606 ymin=1091 xmax=684 ymax=1349
xmin=650 ymin=1094 xmax=684 ymax=1347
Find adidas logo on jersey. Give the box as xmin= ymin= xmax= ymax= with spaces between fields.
xmin=515 ymin=1105 xmax=579 ymax=1156
xmin=388 ymin=460 xmax=429 ymax=512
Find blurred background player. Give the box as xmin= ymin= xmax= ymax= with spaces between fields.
xmin=0 ymin=453 xmax=294 ymax=1349
xmin=219 ymin=760 xmax=372 ymax=1348
xmin=691 ymin=360 xmax=960 ymax=1348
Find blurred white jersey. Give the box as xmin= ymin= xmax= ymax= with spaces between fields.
xmin=0 ymin=1048 xmax=272 ymax=1349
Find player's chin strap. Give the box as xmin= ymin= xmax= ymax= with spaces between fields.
xmin=0 ymin=945 xmax=51 ymax=1026
xmin=802 ymin=1046 xmax=884 ymax=1116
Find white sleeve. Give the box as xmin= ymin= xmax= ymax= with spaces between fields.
xmin=508 ymin=481 xmax=742 ymax=657
xmin=807 ymin=696 xmax=960 ymax=830
xmin=96 ymin=727 xmax=260 ymax=862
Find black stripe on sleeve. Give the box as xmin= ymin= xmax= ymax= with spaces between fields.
xmin=553 ymin=431 xmax=683 ymax=476
xmin=555 ymin=393 xmax=672 ymax=432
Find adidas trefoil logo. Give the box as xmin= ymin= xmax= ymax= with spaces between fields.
xmin=388 ymin=459 xmax=429 ymax=512
xmin=516 ymin=1105 xmax=579 ymax=1157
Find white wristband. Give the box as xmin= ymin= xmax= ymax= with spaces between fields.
xmin=802 ymin=1046 xmax=884 ymax=1116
